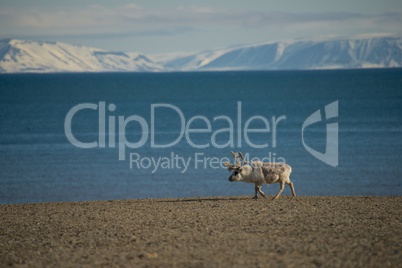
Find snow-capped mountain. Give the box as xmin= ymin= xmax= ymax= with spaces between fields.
xmin=0 ymin=39 xmax=163 ymax=73
xmin=1 ymin=36 xmax=401 ymax=73
xmin=160 ymin=36 xmax=402 ymax=71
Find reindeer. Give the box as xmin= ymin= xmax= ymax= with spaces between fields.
xmin=224 ymin=152 xmax=296 ymax=200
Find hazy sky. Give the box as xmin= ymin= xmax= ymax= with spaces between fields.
xmin=1 ymin=0 xmax=401 ymax=54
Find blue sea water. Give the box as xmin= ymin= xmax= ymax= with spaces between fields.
xmin=0 ymin=70 xmax=401 ymax=204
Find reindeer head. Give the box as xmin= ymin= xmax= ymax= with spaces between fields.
xmin=224 ymin=151 xmax=246 ymax=182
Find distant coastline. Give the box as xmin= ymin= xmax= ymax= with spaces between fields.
xmin=1 ymin=35 xmax=402 ymax=73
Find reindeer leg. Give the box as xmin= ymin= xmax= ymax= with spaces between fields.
xmin=287 ymin=180 xmax=296 ymax=198
xmin=253 ymin=185 xmax=259 ymax=199
xmin=273 ymin=182 xmax=285 ymax=200
xmin=257 ymin=185 xmax=266 ymax=197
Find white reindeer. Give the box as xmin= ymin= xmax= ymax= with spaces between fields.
xmin=224 ymin=152 xmax=296 ymax=199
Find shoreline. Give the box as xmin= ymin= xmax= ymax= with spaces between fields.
xmin=3 ymin=194 xmax=401 ymax=206
xmin=1 ymin=196 xmax=401 ymax=267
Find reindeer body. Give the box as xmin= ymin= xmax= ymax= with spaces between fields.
xmin=225 ymin=153 xmax=296 ymax=199
xmin=261 ymin=162 xmax=292 ymax=184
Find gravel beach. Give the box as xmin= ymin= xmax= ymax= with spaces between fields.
xmin=1 ymin=196 xmax=401 ymax=267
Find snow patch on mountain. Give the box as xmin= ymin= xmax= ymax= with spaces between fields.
xmin=161 ymin=36 xmax=402 ymax=71
xmin=0 ymin=39 xmax=162 ymax=73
